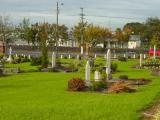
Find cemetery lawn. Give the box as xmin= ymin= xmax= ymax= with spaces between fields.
xmin=5 ymin=62 xmax=40 ymax=72
xmin=0 ymin=60 xmax=160 ymax=120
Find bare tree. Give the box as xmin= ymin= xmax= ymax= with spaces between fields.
xmin=0 ymin=14 xmax=12 ymax=54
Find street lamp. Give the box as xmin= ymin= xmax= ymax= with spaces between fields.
xmin=55 ymin=1 xmax=63 ymax=55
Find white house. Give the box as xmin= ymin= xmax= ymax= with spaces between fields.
xmin=128 ymin=35 xmax=141 ymax=49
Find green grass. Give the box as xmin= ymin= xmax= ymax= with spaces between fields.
xmin=5 ymin=62 xmax=39 ymax=72
xmin=0 ymin=60 xmax=160 ymax=120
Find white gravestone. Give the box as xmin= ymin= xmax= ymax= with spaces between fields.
xmin=81 ymin=46 xmax=84 ymax=55
xmin=68 ymin=54 xmax=71 ymax=59
xmin=144 ymin=54 xmax=146 ymax=59
xmin=133 ymin=54 xmax=136 ymax=59
xmin=7 ymin=47 xmax=12 ymax=63
xmin=28 ymin=55 xmax=31 ymax=59
xmin=94 ymin=54 xmax=97 ymax=59
xmin=85 ymin=61 xmax=91 ymax=86
xmin=140 ymin=54 xmax=143 ymax=68
xmin=94 ymin=71 xmax=101 ymax=82
xmin=52 ymin=52 xmax=56 ymax=68
xmin=77 ymin=55 xmax=80 ymax=60
xmin=106 ymin=49 xmax=111 ymax=80
xmin=61 ymin=55 xmax=63 ymax=59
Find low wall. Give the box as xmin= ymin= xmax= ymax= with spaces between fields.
xmin=7 ymin=45 xmax=148 ymax=56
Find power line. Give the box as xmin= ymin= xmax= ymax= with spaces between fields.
xmin=86 ymin=15 xmax=144 ymax=20
xmin=59 ymin=14 xmax=144 ymax=20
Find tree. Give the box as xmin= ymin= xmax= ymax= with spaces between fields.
xmin=17 ymin=18 xmax=33 ymax=44
xmin=72 ymin=22 xmax=87 ymax=46
xmin=141 ymin=17 xmax=160 ymax=44
xmin=38 ymin=24 xmax=49 ymax=68
xmin=0 ymin=14 xmax=13 ymax=53
xmin=123 ymin=22 xmax=145 ymax=35
xmin=150 ymin=32 xmax=160 ymax=48
xmin=115 ymin=28 xmax=124 ymax=48
xmin=73 ymin=23 xmax=111 ymax=55
xmin=47 ymin=24 xmax=68 ymax=46
xmin=123 ymin=25 xmax=132 ymax=42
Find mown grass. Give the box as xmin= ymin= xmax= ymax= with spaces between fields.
xmin=0 ymin=59 xmax=160 ymax=120
xmin=5 ymin=62 xmax=39 ymax=72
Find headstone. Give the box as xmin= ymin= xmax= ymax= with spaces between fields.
xmin=7 ymin=47 xmax=12 ymax=63
xmin=52 ymin=52 xmax=56 ymax=68
xmin=140 ymin=54 xmax=143 ymax=68
xmin=144 ymin=54 xmax=146 ymax=59
xmin=28 ymin=55 xmax=31 ymax=59
xmin=94 ymin=54 xmax=97 ymax=59
xmin=133 ymin=54 xmax=136 ymax=59
xmin=15 ymin=54 xmax=18 ymax=58
xmin=104 ymin=54 xmax=107 ymax=59
xmin=68 ymin=54 xmax=71 ymax=59
xmin=123 ymin=54 xmax=126 ymax=58
xmin=94 ymin=71 xmax=101 ymax=81
xmin=81 ymin=46 xmax=83 ymax=55
xmin=114 ymin=54 xmax=117 ymax=59
xmin=61 ymin=55 xmax=63 ymax=59
xmin=85 ymin=61 xmax=91 ymax=86
xmin=77 ymin=55 xmax=80 ymax=60
xmin=154 ymin=45 xmax=156 ymax=59
xmin=106 ymin=49 xmax=111 ymax=80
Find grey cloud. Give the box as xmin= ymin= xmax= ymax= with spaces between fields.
xmin=0 ymin=0 xmax=160 ymax=29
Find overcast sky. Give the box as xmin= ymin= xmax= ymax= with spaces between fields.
xmin=0 ymin=0 xmax=160 ymax=29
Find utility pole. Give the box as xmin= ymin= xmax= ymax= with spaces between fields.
xmin=80 ymin=7 xmax=84 ymax=55
xmin=56 ymin=1 xmax=59 ymax=55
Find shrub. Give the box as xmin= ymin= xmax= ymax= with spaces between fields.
xmin=118 ymin=56 xmax=127 ymax=61
xmin=31 ymin=57 xmax=42 ymax=66
xmin=0 ymin=53 xmax=4 ymax=59
xmin=111 ymin=63 xmax=118 ymax=72
xmin=119 ymin=75 xmax=128 ymax=80
xmin=90 ymin=81 xmax=107 ymax=91
xmin=67 ymin=63 xmax=78 ymax=72
xmin=143 ymin=58 xmax=160 ymax=68
xmin=101 ymin=72 xmax=107 ymax=81
xmin=108 ymin=81 xmax=135 ymax=93
xmin=12 ymin=57 xmax=21 ymax=64
xmin=68 ymin=78 xmax=86 ymax=91
xmin=12 ymin=55 xmax=30 ymax=64
xmin=0 ymin=69 xmax=3 ymax=76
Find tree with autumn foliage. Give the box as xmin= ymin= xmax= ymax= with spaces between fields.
xmin=73 ymin=22 xmax=111 ymax=56
xmin=115 ymin=28 xmax=124 ymax=48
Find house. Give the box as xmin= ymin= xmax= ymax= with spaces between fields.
xmin=128 ymin=35 xmax=141 ymax=49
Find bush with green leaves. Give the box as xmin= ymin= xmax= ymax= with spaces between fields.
xmin=0 ymin=53 xmax=4 ymax=59
xmin=111 ymin=63 xmax=118 ymax=72
xmin=118 ymin=56 xmax=127 ymax=61
xmin=101 ymin=72 xmax=107 ymax=80
xmin=12 ymin=56 xmax=30 ymax=64
xmin=90 ymin=81 xmax=107 ymax=91
xmin=119 ymin=75 xmax=128 ymax=80
xmin=31 ymin=57 xmax=42 ymax=66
